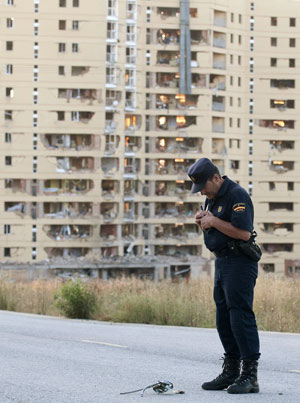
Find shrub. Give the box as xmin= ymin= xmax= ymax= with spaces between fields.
xmin=55 ymin=280 xmax=97 ymax=319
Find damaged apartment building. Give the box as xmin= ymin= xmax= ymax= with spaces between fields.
xmin=1 ymin=0 xmax=300 ymax=279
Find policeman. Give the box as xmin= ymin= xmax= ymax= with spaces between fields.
xmin=188 ymin=158 xmax=260 ymax=394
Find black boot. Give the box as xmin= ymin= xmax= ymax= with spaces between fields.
xmin=202 ymin=357 xmax=240 ymax=391
xmin=227 ymin=359 xmax=259 ymax=394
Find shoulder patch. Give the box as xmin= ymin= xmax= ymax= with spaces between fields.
xmin=233 ymin=203 xmax=246 ymax=213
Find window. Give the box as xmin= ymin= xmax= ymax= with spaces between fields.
xmin=6 ymin=64 xmax=13 ymax=75
xmin=290 ymin=38 xmax=296 ymax=47
xmin=57 ymin=111 xmax=65 ymax=121
xmin=271 ymin=58 xmax=277 ymax=67
xmin=4 ymin=248 xmax=11 ymax=257
xmin=288 ymin=182 xmax=294 ymax=191
xmin=6 ymin=41 xmax=13 ymax=51
xmin=289 ymin=59 xmax=295 ymax=68
xmin=271 ymin=37 xmax=277 ymax=46
xmin=73 ymin=0 xmax=79 ymax=6
xmin=5 ymin=132 xmax=12 ymax=143
xmin=271 ymin=17 xmax=277 ymax=26
xmin=238 ymin=55 xmax=241 ymax=65
xmin=230 ymin=76 xmax=233 ymax=85
xmin=7 ymin=18 xmax=14 ymax=28
xmin=59 ymin=20 xmax=66 ymax=30
xmin=238 ymin=35 xmax=242 ymax=44
xmin=238 ymin=77 xmax=241 ymax=86
xmin=72 ymin=43 xmax=79 ymax=52
xmin=72 ymin=20 xmax=79 ymax=30
xmin=4 ymin=225 xmax=11 ymax=234
xmin=71 ymin=111 xmax=79 ymax=121
xmin=6 ymin=88 xmax=14 ymax=98
xmin=230 ymin=54 xmax=233 ymax=64
xmin=58 ymin=65 xmax=65 ymax=75
xmin=238 ymin=14 xmax=242 ymax=24
xmin=290 ymin=18 xmax=296 ymax=27
xmin=230 ymin=33 xmax=234 ymax=43
xmin=7 ymin=0 xmax=14 ymax=5
xmin=5 ymin=110 xmax=12 ymax=120
xmin=59 ymin=0 xmax=66 ymax=6
xmin=231 ymin=13 xmax=234 ymax=23
xmin=58 ymin=43 xmax=66 ymax=52
xmin=5 ymin=156 xmax=12 ymax=165
xmin=229 ymin=97 xmax=233 ymax=106
xmin=237 ymin=118 xmax=241 ymax=128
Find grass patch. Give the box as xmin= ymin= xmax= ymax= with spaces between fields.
xmin=0 ymin=276 xmax=299 ymax=332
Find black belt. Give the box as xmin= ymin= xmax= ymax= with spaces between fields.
xmin=213 ymin=247 xmax=243 ymax=258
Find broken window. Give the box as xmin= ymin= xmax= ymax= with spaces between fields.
xmin=269 ymin=202 xmax=293 ymax=211
xmin=263 ymin=243 xmax=293 ymax=253
xmin=71 ymin=66 xmax=90 ymax=76
xmin=270 ymin=79 xmax=295 ymax=89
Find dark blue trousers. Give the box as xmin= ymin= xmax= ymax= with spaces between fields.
xmin=214 ymin=255 xmax=260 ymax=360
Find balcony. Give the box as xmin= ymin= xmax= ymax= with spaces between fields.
xmin=155 ymin=137 xmax=202 ymax=154
xmin=212 ymin=117 xmax=225 ymax=133
xmin=155 ymin=158 xmax=196 ymax=176
xmin=213 ymin=53 xmax=226 ymax=70
xmin=45 ymin=248 xmax=90 ymax=259
xmin=157 ymin=51 xmax=179 ymax=66
xmin=155 ymin=224 xmax=199 ymax=241
xmin=43 ymin=202 xmax=92 ymax=218
xmin=154 ymin=202 xmax=197 ymax=218
xmin=101 ymin=158 xmax=119 ymax=176
xmin=270 ymin=79 xmax=295 ymax=89
xmin=43 ymin=134 xmax=93 ymax=150
xmin=269 ymin=160 xmax=294 ymax=173
xmin=156 ymin=94 xmax=198 ymax=111
xmin=45 ymin=224 xmax=92 ymax=241
xmin=105 ymin=119 xmax=118 ymax=134
xmin=43 ymin=179 xmax=93 ymax=195
xmin=155 ymin=180 xmax=192 ymax=197
xmin=257 ymin=119 xmax=294 ymax=131
xmin=104 ymin=135 xmax=120 ymax=155
xmin=125 ymin=136 xmax=141 ymax=154
xmin=212 ymin=95 xmax=225 ymax=112
xmin=101 ymin=202 xmax=118 ymax=222
xmin=100 ymin=224 xmax=118 ymax=243
xmin=209 ymin=74 xmax=226 ymax=91
xmin=155 ymin=72 xmax=179 ymax=88
xmin=213 ymin=32 xmax=226 ymax=48
xmin=101 ymin=180 xmax=119 ymax=199
xmin=214 ymin=10 xmax=226 ymax=27
xmin=56 ymin=157 xmax=94 ymax=173
xmin=157 ymin=29 xmax=180 ymax=45
xmin=58 ymin=89 xmax=100 ymax=104
xmin=156 ymin=115 xmax=196 ymax=131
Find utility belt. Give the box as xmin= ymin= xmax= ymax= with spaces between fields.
xmin=213 ymin=246 xmax=243 ymax=258
xmin=213 ymin=232 xmax=262 ymax=262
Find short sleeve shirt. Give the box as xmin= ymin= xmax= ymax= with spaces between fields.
xmin=203 ymin=176 xmax=254 ymax=252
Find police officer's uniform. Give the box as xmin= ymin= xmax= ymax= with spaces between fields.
xmin=203 ymin=176 xmax=260 ymax=361
xmin=188 ymin=158 xmax=260 ymax=394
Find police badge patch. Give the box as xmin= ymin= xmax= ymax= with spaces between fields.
xmin=233 ymin=203 xmax=246 ymax=213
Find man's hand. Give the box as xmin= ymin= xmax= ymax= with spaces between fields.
xmin=198 ymin=211 xmax=215 ymax=231
xmin=195 ymin=211 xmax=214 ymax=230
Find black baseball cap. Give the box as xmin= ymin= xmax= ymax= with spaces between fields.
xmin=188 ymin=158 xmax=216 ymax=193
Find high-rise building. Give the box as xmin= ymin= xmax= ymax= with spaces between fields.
xmin=1 ymin=0 xmax=299 ymax=279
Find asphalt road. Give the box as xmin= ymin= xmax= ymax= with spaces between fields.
xmin=0 ymin=311 xmax=299 ymax=403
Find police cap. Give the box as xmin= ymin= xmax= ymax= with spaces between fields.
xmin=188 ymin=158 xmax=216 ymax=193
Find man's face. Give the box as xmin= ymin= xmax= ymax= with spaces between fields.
xmin=200 ymin=175 xmax=220 ymax=199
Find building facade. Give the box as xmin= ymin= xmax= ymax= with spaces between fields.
xmin=0 ymin=0 xmax=299 ymax=278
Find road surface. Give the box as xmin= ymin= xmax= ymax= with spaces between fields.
xmin=0 ymin=310 xmax=299 ymax=402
